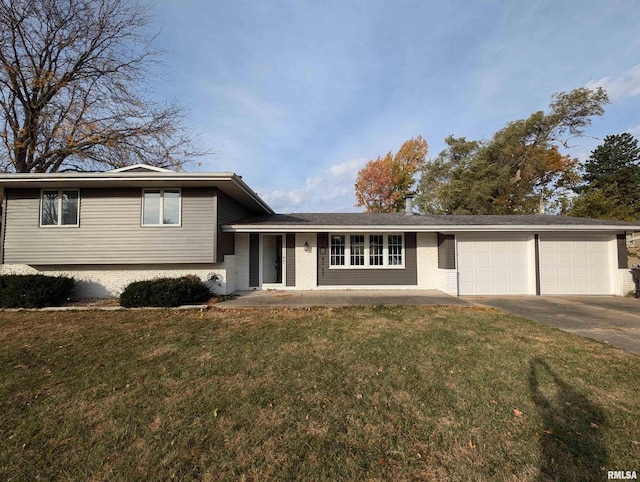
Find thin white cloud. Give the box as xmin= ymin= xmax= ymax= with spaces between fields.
xmin=200 ymin=82 xmax=291 ymax=138
xmin=586 ymin=64 xmax=640 ymax=101
xmin=627 ymin=124 xmax=640 ymax=138
xmin=327 ymin=158 xmax=369 ymax=177
xmin=258 ymin=157 xmax=368 ymax=213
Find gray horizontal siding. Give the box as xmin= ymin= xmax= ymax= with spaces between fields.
xmin=437 ymin=233 xmax=456 ymax=269
xmin=286 ymin=233 xmax=295 ymax=287
xmin=216 ymin=189 xmax=251 ymax=262
xmin=617 ymin=234 xmax=628 ymax=269
xmin=249 ymin=233 xmax=259 ymax=287
xmin=3 ymin=187 xmax=216 ymax=264
xmin=317 ymin=232 xmax=417 ymax=286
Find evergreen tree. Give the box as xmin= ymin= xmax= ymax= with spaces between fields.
xmin=583 ymin=133 xmax=640 ymax=207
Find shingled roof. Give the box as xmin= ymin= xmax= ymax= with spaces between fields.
xmin=223 ymin=213 xmax=640 ymax=232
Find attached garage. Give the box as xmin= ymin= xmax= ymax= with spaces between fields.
xmin=457 ymin=234 xmax=533 ymax=295
xmin=539 ymin=234 xmax=613 ymax=295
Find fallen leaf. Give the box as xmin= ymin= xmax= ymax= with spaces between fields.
xmin=513 ymin=408 xmax=523 ymax=417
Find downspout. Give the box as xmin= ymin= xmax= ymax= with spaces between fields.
xmin=0 ymin=189 xmax=6 ymax=265
xmin=534 ymin=234 xmax=541 ymax=295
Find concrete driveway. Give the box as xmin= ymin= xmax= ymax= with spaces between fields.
xmin=466 ymin=296 xmax=640 ymax=354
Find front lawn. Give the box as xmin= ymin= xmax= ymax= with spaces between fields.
xmin=1 ymin=306 xmax=638 ymax=481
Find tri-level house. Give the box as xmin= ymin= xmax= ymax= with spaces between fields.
xmin=1 ymin=164 xmax=639 ymax=298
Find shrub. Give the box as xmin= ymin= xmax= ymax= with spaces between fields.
xmin=119 ymin=275 xmax=212 ymax=308
xmin=0 ymin=274 xmax=75 ymax=308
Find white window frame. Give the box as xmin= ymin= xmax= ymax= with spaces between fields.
xmin=330 ymin=234 xmax=346 ymax=266
xmin=329 ymin=233 xmax=405 ymax=269
xmin=39 ymin=189 xmax=80 ymax=227
xmin=141 ymin=188 xmax=182 ymax=227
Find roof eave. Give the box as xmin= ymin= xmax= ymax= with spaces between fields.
xmin=222 ymin=223 xmax=640 ymax=233
xmin=0 ymin=172 xmax=274 ymax=215
xmin=0 ymin=172 xmax=237 ymax=184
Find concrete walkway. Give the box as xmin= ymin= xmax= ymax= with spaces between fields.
xmin=215 ymin=289 xmax=471 ymax=309
xmin=466 ymin=296 xmax=640 ymax=355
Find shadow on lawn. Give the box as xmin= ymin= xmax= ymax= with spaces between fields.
xmin=528 ymin=357 xmax=607 ymax=482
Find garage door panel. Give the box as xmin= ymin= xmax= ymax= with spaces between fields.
xmin=458 ymin=253 xmax=474 ymax=265
xmin=540 ymin=235 xmax=611 ymax=295
xmin=507 ymin=253 xmax=527 ymax=266
xmin=556 ymin=266 xmax=572 ymax=277
xmin=493 ymin=267 xmax=509 ymax=278
xmin=573 ymin=266 xmax=589 ymax=278
xmin=458 ymin=235 xmax=530 ymax=295
xmin=476 ymin=252 xmax=492 ymax=265
xmin=492 ymin=252 xmax=507 ymax=264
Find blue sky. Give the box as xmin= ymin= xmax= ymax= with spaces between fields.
xmin=149 ymin=0 xmax=640 ymax=213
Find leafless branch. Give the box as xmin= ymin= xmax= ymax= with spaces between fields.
xmin=0 ymin=0 xmax=209 ymax=173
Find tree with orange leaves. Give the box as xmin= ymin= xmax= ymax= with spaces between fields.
xmin=355 ymin=136 xmax=428 ymax=212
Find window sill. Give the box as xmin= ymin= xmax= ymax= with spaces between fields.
xmin=329 ymin=265 xmax=405 ymax=270
xmin=39 ymin=224 xmax=80 ymax=228
xmin=140 ymin=224 xmax=182 ymax=228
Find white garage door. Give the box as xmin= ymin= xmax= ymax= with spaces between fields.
xmin=458 ymin=234 xmax=531 ymax=295
xmin=539 ymin=235 xmax=612 ymax=295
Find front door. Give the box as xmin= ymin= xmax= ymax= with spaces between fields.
xmin=261 ymin=234 xmax=285 ymax=287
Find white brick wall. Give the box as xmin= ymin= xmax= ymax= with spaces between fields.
xmin=295 ymin=233 xmax=317 ymax=289
xmin=415 ymin=232 xmax=458 ymax=294
xmin=416 ymin=233 xmax=438 ymax=289
xmin=0 ymin=264 xmax=37 ymax=275
xmin=619 ymin=268 xmax=637 ymax=296
xmin=223 ymin=255 xmax=237 ymax=294
xmin=1 ymin=263 xmax=232 ymax=298
xmin=438 ymin=269 xmax=459 ymax=295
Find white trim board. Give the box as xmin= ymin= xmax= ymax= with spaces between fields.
xmin=223 ymin=225 xmax=639 ymax=233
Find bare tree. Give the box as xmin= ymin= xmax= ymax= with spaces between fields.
xmin=0 ymin=0 xmax=206 ymax=173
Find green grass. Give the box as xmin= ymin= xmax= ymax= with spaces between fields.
xmin=1 ymin=306 xmax=639 ymax=481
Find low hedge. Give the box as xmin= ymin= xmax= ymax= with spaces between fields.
xmin=0 ymin=274 xmax=75 ymax=308
xmin=119 ymin=275 xmax=212 ymax=308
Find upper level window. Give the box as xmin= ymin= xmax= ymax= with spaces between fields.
xmin=40 ymin=190 xmax=79 ymax=226
xmin=329 ymin=233 xmax=404 ymax=268
xmin=142 ymin=189 xmax=181 ymax=226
